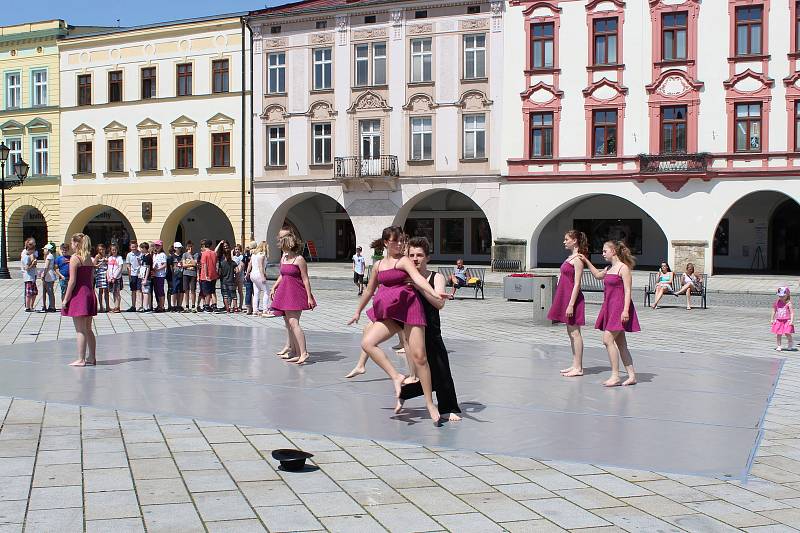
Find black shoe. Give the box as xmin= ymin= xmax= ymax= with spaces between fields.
xmin=125 ymin=306 xmax=136 ymax=312
xmin=47 ymin=308 xmax=57 ymax=313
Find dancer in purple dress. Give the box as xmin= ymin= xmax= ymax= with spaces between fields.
xmin=547 ymin=230 xmax=588 ymax=378
xmin=348 ymin=226 xmax=445 ymax=425
xmin=270 ymin=228 xmax=316 ymax=365
xmin=62 ymin=233 xmax=98 ymax=367
xmin=580 ymin=241 xmax=639 ymax=387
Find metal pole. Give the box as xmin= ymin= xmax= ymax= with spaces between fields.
xmin=0 ymin=161 xmax=9 ymax=279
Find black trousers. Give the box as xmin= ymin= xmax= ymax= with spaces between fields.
xmin=399 ymin=335 xmax=460 ymax=414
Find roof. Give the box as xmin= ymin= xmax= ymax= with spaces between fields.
xmin=249 ymin=0 xmax=399 ymax=17
xmin=63 ymin=12 xmax=247 ymax=40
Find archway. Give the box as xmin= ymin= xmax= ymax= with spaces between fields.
xmin=7 ymin=206 xmax=47 ymax=260
xmin=535 ymin=194 xmax=668 ymax=269
xmin=161 ymin=201 xmax=236 ymax=248
xmin=394 ymin=189 xmax=492 ymax=263
xmin=66 ymin=206 xmax=136 ymax=251
xmin=279 ymin=195 xmax=354 ymax=260
xmin=713 ymin=191 xmax=800 ymax=273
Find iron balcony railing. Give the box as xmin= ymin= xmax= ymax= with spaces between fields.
xmin=638 ymin=152 xmax=711 ymax=174
xmin=334 ymin=155 xmax=399 ymax=179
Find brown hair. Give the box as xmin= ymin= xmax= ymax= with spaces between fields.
xmin=71 ymin=233 xmax=92 ymax=261
xmin=370 ymin=226 xmax=403 ymax=251
xmin=279 ymin=229 xmax=303 ymax=254
xmin=565 ymin=230 xmax=589 ymax=256
xmin=604 ymin=240 xmax=636 ymax=269
xmin=407 ymin=236 xmax=431 ymax=256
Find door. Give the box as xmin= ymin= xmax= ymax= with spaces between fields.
xmin=336 ymin=219 xmax=356 ymax=260
xmin=359 ymin=120 xmax=381 ymax=176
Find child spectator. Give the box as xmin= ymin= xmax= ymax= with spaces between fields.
xmin=54 ymin=243 xmax=71 ymax=303
xmin=94 ymin=243 xmax=109 ymax=313
xmin=352 ymin=246 xmax=366 ymax=296
xmin=218 ymin=247 xmax=237 ymax=313
xmin=106 ymin=243 xmax=124 ymax=313
xmin=138 ymin=242 xmax=153 ymax=312
xmin=199 ymin=239 xmax=220 ymax=312
xmin=125 ymin=241 xmax=142 ymax=312
xmin=232 ymin=244 xmax=244 ymax=312
xmin=21 ymin=239 xmax=38 ymax=312
xmin=170 ymin=243 xmax=184 ymax=311
xmin=151 ymin=240 xmax=168 ymax=312
xmin=772 ymin=286 xmax=795 ymax=351
xmin=39 ymin=243 xmax=58 ymax=312
xmin=182 ymin=241 xmax=199 ymax=312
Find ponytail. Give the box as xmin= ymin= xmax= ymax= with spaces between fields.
xmin=71 ymin=233 xmax=92 ymax=261
xmin=605 ymin=240 xmax=636 ymax=269
xmin=566 ymin=230 xmax=589 ymax=256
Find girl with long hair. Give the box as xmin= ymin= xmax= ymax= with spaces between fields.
xmin=650 ymin=261 xmax=674 ymax=310
xmin=247 ymin=240 xmax=271 ymax=316
xmin=62 ymin=233 xmax=98 ymax=366
xmin=270 ymin=229 xmax=316 ymax=364
xmin=547 ymin=230 xmax=588 ymax=377
xmin=580 ymin=241 xmax=640 ymax=387
xmin=348 ymin=226 xmax=445 ymax=425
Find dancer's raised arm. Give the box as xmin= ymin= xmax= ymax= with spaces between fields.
xmin=396 ymin=256 xmax=443 ymax=304
xmin=578 ymin=254 xmax=607 ymax=280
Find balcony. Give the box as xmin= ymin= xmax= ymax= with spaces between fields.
xmin=638 ymin=152 xmax=711 ymax=174
xmin=334 ymin=155 xmax=399 ymax=179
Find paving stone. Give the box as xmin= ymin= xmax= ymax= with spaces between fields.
xmin=554 ymin=487 xmax=625 ymax=510
xmin=83 ymin=468 xmax=134 ymax=492
xmin=38 ymin=435 xmax=81 ymax=452
xmin=346 ymin=446 xmax=404 ymax=466
xmin=193 ymin=490 xmax=256 ymax=521
xmin=665 ymin=514 xmax=742 ymax=533
xmin=0 ymin=476 xmax=30 ymax=501
xmin=246 ymin=434 xmax=294 ymax=451
xmin=406 ymin=458 xmax=467 ymax=479
xmin=368 ymin=502 xmax=444 ymax=533
xmin=223 ymin=459 xmax=279 ymax=482
xmin=500 ymin=519 xmax=569 ymax=532
xmin=182 ymin=469 xmax=237 ymax=492
xmin=142 ymin=502 xmax=205 ymax=533
xmin=435 ymin=450 xmax=495 ymax=467
xmin=28 ymin=485 xmax=83 ymax=510
xmin=205 ymin=519 xmax=268 ymax=532
xmin=521 ymin=497 xmax=610 ymax=529
xmin=460 ymin=491 xmax=540 ymax=522
xmin=82 ymin=438 xmax=126 ymax=454
xmin=602 ymin=467 xmax=666 ymax=482
xmin=621 ymin=495 xmax=696 ymax=517
xmin=636 ymin=479 xmax=718 ymax=503
xmin=84 ymin=490 xmax=141 ymax=520
xmin=124 ymin=442 xmax=171 ymax=460
xmin=278 ymin=468 xmax=340 ymax=494
xmin=166 ymin=437 xmax=212 ymax=453
xmin=255 ymin=504 xmax=323 ymax=532
xmin=320 ymin=514 xmax=388 ymax=533
xmin=0 ymin=439 xmax=38 ymax=457
xmin=318 ymin=461 xmax=375 ymax=481
xmin=399 ymin=486 xmax=474 ymax=515
xmin=238 ymin=480 xmax=300 ymax=507
xmin=435 ymin=476 xmax=494 ymax=495
xmin=172 ymin=451 xmax=223 ymax=471
xmin=594 ymin=506 xmax=692 ymax=532
xmin=760 ymin=508 xmax=800 ymax=528
xmin=134 ymin=477 xmax=191 ymax=505
xmin=699 ymin=483 xmax=792 ymax=512
xmin=370 ymin=465 xmax=436 ymax=489
xmin=542 ymin=461 xmax=606 ymax=476
xmin=32 ymin=463 xmax=82 ymax=488
xmin=0 ymin=500 xmax=27 ymax=524
xmin=201 ymin=426 xmax=248 ymax=444
xmin=520 ymin=469 xmax=588 ymax=491
xmin=494 ymin=482 xmax=555 ymax=501
xmin=159 ymin=424 xmax=202 ymax=439
xmin=85 ymin=517 xmax=146 ymax=533
xmin=689 ymin=500 xmax=776 ymax=528
xmin=576 ymin=474 xmax=654 ymax=498
xmin=308 ymin=450 xmax=353 ymax=464
xmin=129 ymin=458 xmax=180 ymax=480
xmin=298 ymin=491 xmax=365 ymax=517
xmin=83 ymin=451 xmax=129 ymax=470
xmin=339 ymin=478 xmax=407 ymax=506
xmin=433 ymin=512 xmax=505 ymax=532
xmin=24 ymin=507 xmax=83 ymax=533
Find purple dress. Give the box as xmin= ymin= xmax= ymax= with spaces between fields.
xmin=271 ymin=262 xmax=314 ymax=313
xmin=595 ymin=274 xmax=640 ymax=333
xmin=366 ymin=268 xmax=427 ymax=327
xmin=61 ymin=265 xmax=98 ymax=318
xmin=547 ymin=260 xmax=586 ymax=326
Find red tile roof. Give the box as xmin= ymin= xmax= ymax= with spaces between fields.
xmin=250 ymin=0 xmax=377 ymax=17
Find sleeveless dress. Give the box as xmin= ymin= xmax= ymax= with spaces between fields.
xmin=400 ymin=272 xmax=461 ymax=413
xmin=772 ymin=300 xmax=795 ymax=334
xmin=366 ymin=267 xmax=426 ymax=327
xmin=547 ymin=259 xmax=586 ymax=326
xmin=62 ymin=265 xmax=98 ymax=318
xmin=271 ymin=261 xmax=314 ymax=313
xmin=595 ymin=273 xmax=640 ymax=333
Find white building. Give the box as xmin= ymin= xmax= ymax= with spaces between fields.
xmin=58 ymin=14 xmax=251 ymax=247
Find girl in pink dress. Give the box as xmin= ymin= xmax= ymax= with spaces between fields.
xmin=547 ymin=230 xmax=588 ymax=377
xmin=348 ymin=226 xmax=445 ymax=425
xmin=62 ymin=233 xmax=98 ymax=367
xmin=771 ymin=287 xmax=795 ymax=351
xmin=580 ymin=241 xmax=640 ymax=387
xmin=270 ymin=228 xmax=316 ymax=365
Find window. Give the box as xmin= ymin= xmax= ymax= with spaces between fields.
xmin=736 ymin=6 xmax=763 ymax=56
xmin=468 ymin=5 xmax=481 ymax=14
xmin=7 ymin=138 xmax=21 ymax=167
xmin=141 ymin=137 xmax=157 ymax=170
xmin=78 ymin=74 xmax=92 ymax=106
xmin=141 ymin=67 xmax=156 ymax=99
xmin=411 ymin=38 xmax=433 ymax=82
xmin=410 ymin=116 xmax=433 ymax=160
xmin=735 ymin=103 xmax=762 ymax=152
xmin=593 ymin=18 xmax=618 ymax=65
xmin=662 ymin=12 xmax=688 ymax=61
xmin=464 ymin=34 xmax=486 ymax=79
xmin=77 ymin=142 xmax=92 ymax=173
xmin=108 ymin=70 xmax=122 ymax=103
xmin=175 ymin=135 xmax=194 ymax=169
xmin=354 ymin=42 xmax=386 ymax=86
xmin=271 ymin=26 xmax=282 ymax=34
xmin=268 ymin=126 xmax=286 ymax=166
xmin=316 ymin=21 xmax=327 ymax=29
xmin=592 ymin=110 xmax=618 ymax=156
xmin=268 ymin=53 xmax=286 ymax=93
xmin=5 ymin=72 xmax=21 ymax=109
xmin=212 ymin=59 xmax=229 ymax=93
xmin=531 ymin=23 xmax=554 ymax=69
xmin=107 ymin=139 xmax=124 ymax=172
xmin=365 ymin=15 xmax=376 ymax=24
xmin=312 ymin=123 xmax=332 ymax=164
xmin=212 ymin=133 xmax=230 ymax=167
xmin=796 ymin=101 xmax=800 ymax=151
xmin=530 ymin=112 xmax=554 ymax=158
xmin=176 ymin=63 xmax=192 ymax=96
xmin=32 ymin=137 xmax=48 ymax=175
xmin=415 ymin=10 xmax=428 ymax=19
xmin=660 ymin=106 xmax=687 ymax=153
xmin=32 ymin=70 xmax=47 ymax=106
xmin=463 ymin=114 xmax=486 ymax=159
xmin=313 ymin=48 xmax=332 ymax=90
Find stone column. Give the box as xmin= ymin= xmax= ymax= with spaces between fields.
xmin=345 ymin=197 xmax=399 ymax=259
xmin=671 ymin=240 xmax=708 ymax=273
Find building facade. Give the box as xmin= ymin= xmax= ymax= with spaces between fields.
xmin=58 ymin=15 xmax=251 ymax=249
xmin=249 ymin=0 xmax=504 ymax=262
xmin=0 ymin=20 xmax=66 ymax=260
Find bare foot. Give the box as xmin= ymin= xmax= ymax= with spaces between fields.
xmin=292 ymin=353 xmax=310 ymax=365
xmin=563 ymin=368 xmax=584 ymax=377
xmin=394 ymin=398 xmax=404 ymax=414
xmin=448 ymin=413 xmax=462 ymax=421
xmin=345 ymin=367 xmax=366 ymax=379
xmin=402 ymin=376 xmax=419 ymax=385
xmin=686 ymin=305 xmax=692 ymax=310
xmin=776 ymin=346 xmax=783 ymax=352
xmin=428 ymin=404 xmax=442 ymax=426
xmin=276 ymin=346 xmax=291 ymax=356
xmin=392 ymin=374 xmax=405 ymax=399
xmin=560 ymin=366 xmax=574 ymax=374
xmin=602 ymin=378 xmax=622 ymax=387
xmin=395 ymin=348 xmax=406 ymax=354
xmin=622 ymin=377 xmax=637 ymax=386
xmin=69 ymin=359 xmax=86 ymax=367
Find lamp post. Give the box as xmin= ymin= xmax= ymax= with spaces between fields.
xmin=0 ymin=142 xmax=30 ymax=280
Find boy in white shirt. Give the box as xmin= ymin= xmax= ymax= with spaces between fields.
xmin=352 ymin=246 xmax=366 ymax=296
xmin=125 ymin=241 xmax=142 ymax=312
xmin=21 ymin=238 xmax=38 ymax=312
xmin=106 ymin=243 xmax=125 ymax=313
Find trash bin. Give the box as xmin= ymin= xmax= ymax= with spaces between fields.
xmin=532 ymin=275 xmax=556 ymax=325
xmin=504 ymin=274 xmax=535 ymax=301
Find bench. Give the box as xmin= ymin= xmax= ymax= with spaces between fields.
xmin=644 ymin=272 xmax=708 ymax=309
xmin=492 ymin=259 xmax=522 ymax=272
xmin=579 ymin=270 xmax=605 ymax=293
xmin=438 ymin=266 xmax=486 ymax=299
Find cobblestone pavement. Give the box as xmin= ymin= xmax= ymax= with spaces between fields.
xmin=0 ymin=278 xmax=799 ymax=532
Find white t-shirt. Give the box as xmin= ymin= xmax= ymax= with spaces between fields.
xmin=43 ymin=252 xmax=57 ymax=282
xmin=125 ymin=251 xmax=142 ymax=275
xmin=153 ymin=252 xmax=168 ymax=278
xmin=107 ymin=255 xmax=124 ymax=280
xmin=21 ymin=253 xmax=37 ymax=282
xmin=353 ymin=254 xmax=366 ymax=275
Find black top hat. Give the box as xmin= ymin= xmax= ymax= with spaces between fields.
xmin=271 ymin=449 xmax=314 ymax=471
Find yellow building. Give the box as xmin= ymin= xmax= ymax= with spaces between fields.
xmin=0 ymin=20 xmax=66 ymax=259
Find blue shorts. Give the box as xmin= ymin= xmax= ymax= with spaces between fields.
xmin=129 ymin=276 xmax=141 ymax=291
xmin=200 ymin=280 xmax=216 ymax=296
xmin=454 ymin=277 xmax=468 ymax=287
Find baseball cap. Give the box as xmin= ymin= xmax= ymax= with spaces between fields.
xmin=173 ymin=242 xmax=183 ymax=248
xmin=43 ymin=243 xmax=53 ymax=251
xmin=778 ymin=286 xmax=791 ymax=297
xmin=153 ymin=239 xmax=163 ymax=246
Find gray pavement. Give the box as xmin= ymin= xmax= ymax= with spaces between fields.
xmin=0 ymin=278 xmax=798 ymax=532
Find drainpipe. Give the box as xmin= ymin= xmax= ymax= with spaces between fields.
xmin=247 ymin=17 xmax=255 ymax=241
xmin=240 ymin=17 xmax=247 ymax=245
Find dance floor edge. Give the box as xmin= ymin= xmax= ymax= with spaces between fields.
xmin=0 ymin=325 xmax=782 ymax=480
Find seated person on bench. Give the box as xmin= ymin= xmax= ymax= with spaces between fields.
xmin=449 ymin=258 xmax=467 ymax=298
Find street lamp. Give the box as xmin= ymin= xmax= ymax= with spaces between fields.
xmin=0 ymin=142 xmax=29 ymax=279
